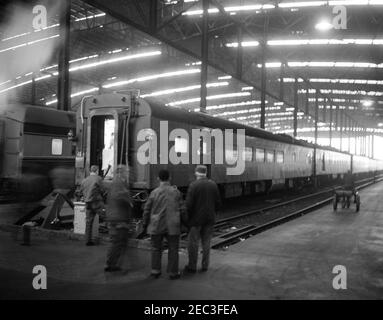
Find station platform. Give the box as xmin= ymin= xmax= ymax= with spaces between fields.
xmin=1 ymin=182 xmax=383 ymax=300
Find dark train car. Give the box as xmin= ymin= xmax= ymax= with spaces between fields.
xmin=0 ymin=104 xmax=76 ymax=200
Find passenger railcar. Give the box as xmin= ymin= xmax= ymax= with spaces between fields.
xmin=0 ymin=104 xmax=76 ymax=200
xmin=74 ymin=93 xmax=383 ymax=200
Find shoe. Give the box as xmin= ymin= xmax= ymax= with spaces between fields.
xmin=104 ymin=266 xmax=122 ymax=272
xmin=86 ymin=241 xmax=95 ymax=246
xmin=183 ymin=266 xmax=197 ymax=274
xmin=150 ymin=272 xmax=161 ymax=279
xmin=169 ymin=273 xmax=181 ymax=280
xmin=199 ymin=267 xmax=208 ymax=272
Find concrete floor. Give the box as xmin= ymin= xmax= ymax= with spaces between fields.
xmin=1 ymin=182 xmax=383 ymax=299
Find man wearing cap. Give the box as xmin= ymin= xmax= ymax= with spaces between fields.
xmin=79 ymin=165 xmax=106 ymax=246
xmin=184 ymin=165 xmax=222 ymax=273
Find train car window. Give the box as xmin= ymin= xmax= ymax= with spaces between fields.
xmin=276 ymin=151 xmax=284 ymax=163
xmin=242 ymin=147 xmax=253 ymax=161
xmin=174 ymin=137 xmax=188 ymax=153
xmin=51 ymin=139 xmax=63 ymax=155
xmin=266 ymin=150 xmax=275 ymax=163
xmin=255 ymin=148 xmax=265 ymax=162
xmin=292 ymin=152 xmax=297 ymax=162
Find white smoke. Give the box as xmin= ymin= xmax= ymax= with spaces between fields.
xmin=0 ymin=1 xmax=62 ymax=106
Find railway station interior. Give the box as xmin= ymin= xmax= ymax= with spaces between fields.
xmin=1 ymin=0 xmax=383 ymax=302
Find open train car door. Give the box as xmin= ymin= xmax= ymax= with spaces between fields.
xmin=75 ymin=94 xmax=134 ymax=187
xmin=89 ymin=112 xmax=116 ymax=179
xmin=86 ymin=109 xmax=121 ymax=181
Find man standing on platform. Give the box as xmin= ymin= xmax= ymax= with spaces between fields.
xmin=184 ymin=165 xmax=222 ymax=273
xmin=142 ymin=169 xmax=185 ymax=280
xmin=104 ymin=165 xmax=134 ymax=272
xmin=79 ymin=165 xmax=105 ymax=246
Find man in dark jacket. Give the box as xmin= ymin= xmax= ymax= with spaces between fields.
xmin=142 ymin=169 xmax=185 ymax=279
xmin=184 ymin=165 xmax=221 ymax=273
xmin=105 ymin=165 xmax=133 ymax=272
xmin=79 ymin=165 xmax=105 ymax=246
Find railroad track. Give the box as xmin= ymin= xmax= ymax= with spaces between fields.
xmin=211 ymin=175 xmax=383 ymax=249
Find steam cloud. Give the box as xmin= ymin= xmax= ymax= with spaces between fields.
xmin=0 ymin=1 xmax=62 ymax=106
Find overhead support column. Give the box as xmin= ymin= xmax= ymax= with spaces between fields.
xmin=293 ymin=78 xmax=298 ymax=137
xmin=339 ymin=108 xmax=343 ymax=151
xmin=372 ymin=132 xmax=375 ymax=159
xmin=260 ymin=17 xmax=268 ymax=129
xmin=322 ymin=97 xmax=326 ymax=123
xmin=149 ymin=0 xmax=158 ymax=34
xmin=354 ymin=122 xmax=358 ymax=155
xmin=370 ymin=133 xmax=372 ymax=158
xmin=363 ymin=128 xmax=367 ymax=156
xmin=350 ymin=118 xmax=354 ymax=153
xmin=364 ymin=128 xmax=366 ymax=156
xmin=335 ymin=105 xmax=339 ymax=133
xmin=199 ymin=0 xmax=209 ymax=113
xmin=236 ymin=27 xmax=243 ymax=79
xmin=314 ymin=90 xmax=319 ymax=145
xmin=347 ymin=117 xmax=351 ymax=153
xmin=260 ymin=40 xmax=267 ymax=129
xmin=305 ymin=82 xmax=309 ymax=115
xmin=279 ymin=64 xmax=284 ymax=101
xmin=31 ymin=75 xmax=36 ymax=105
xmin=57 ymin=0 xmax=71 ymax=111
xmin=357 ymin=124 xmax=361 ymax=155
xmin=329 ymin=102 xmax=333 ymax=147
xmin=356 ymin=124 xmax=359 ymax=155
xmin=369 ymin=133 xmax=372 ymax=158
xmin=313 ymin=90 xmax=319 ymax=188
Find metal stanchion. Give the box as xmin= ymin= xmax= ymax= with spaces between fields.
xmin=21 ymin=225 xmax=31 ymax=245
xmin=21 ymin=222 xmax=34 ymax=246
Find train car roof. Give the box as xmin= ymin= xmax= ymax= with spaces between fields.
xmin=0 ymin=104 xmax=75 ymax=128
xmin=144 ymin=97 xmax=348 ymax=154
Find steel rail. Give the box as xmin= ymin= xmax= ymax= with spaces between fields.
xmin=211 ymin=176 xmax=383 ymax=249
xmin=214 ymin=175 xmax=383 ymax=229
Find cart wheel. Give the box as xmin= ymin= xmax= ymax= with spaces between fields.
xmin=333 ymin=195 xmax=338 ymax=211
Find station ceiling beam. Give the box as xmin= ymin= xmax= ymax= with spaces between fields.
xmin=57 ymin=0 xmax=72 ymax=111
xmin=83 ymin=0 xmax=298 ymax=112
